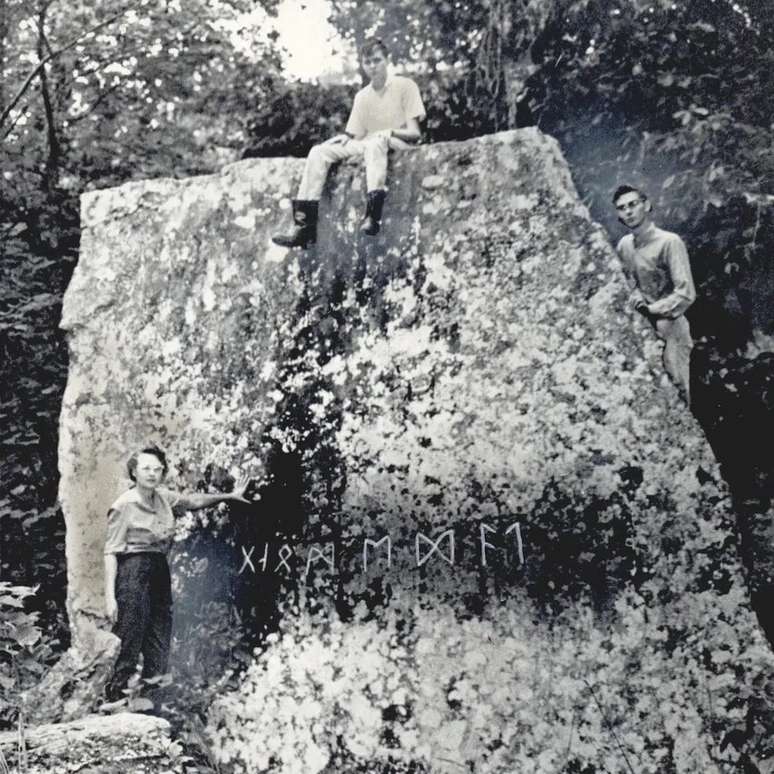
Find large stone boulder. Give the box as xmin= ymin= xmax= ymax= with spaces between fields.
xmin=59 ymin=129 xmax=774 ymax=772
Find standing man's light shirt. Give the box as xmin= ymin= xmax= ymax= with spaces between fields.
xmin=616 ymin=227 xmax=696 ymax=318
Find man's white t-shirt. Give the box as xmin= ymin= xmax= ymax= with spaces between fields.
xmin=345 ymin=75 xmax=426 ymax=139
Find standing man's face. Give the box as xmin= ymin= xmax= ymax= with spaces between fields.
xmin=615 ymin=191 xmax=650 ymax=229
xmin=362 ymin=50 xmax=388 ymax=86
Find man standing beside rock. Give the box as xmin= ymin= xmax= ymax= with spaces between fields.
xmin=613 ymin=184 xmax=696 ymax=405
xmin=272 ymin=37 xmax=425 ymax=249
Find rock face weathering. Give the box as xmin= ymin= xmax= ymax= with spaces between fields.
xmin=60 ymin=129 xmax=773 ymax=772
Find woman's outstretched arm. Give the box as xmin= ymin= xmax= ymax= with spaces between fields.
xmin=174 ymin=476 xmax=252 ymax=512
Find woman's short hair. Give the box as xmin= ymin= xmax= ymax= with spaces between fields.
xmin=127 ymin=445 xmax=169 ymax=483
xmin=360 ymin=37 xmax=389 ymax=60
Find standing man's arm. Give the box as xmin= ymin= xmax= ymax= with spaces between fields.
xmin=646 ymin=236 xmax=696 ymax=318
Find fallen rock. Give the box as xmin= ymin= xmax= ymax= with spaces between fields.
xmin=0 ymin=712 xmax=181 ymax=773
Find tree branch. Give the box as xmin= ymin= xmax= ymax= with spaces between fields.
xmin=37 ymin=2 xmax=61 ymax=188
xmin=1 ymin=102 xmax=30 ymax=142
xmin=0 ymin=1 xmax=143 ymax=131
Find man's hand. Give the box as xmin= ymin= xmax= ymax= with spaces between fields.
xmin=390 ymin=118 xmax=422 ymax=144
xmin=324 ymin=134 xmax=350 ymax=146
xmin=627 ymin=289 xmax=648 ymax=315
xmin=633 ymin=298 xmax=660 ymax=326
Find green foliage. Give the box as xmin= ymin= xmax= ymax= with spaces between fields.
xmin=0 ymin=583 xmax=60 ymax=730
xmin=529 ymin=0 xmax=773 ymax=225
xmin=0 ymin=188 xmax=73 ymax=638
xmin=2 ymin=0 xmax=281 ymax=185
xmin=243 ymin=79 xmax=354 ymax=158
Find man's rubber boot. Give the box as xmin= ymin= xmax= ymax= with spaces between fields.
xmin=360 ymin=190 xmax=387 ymax=236
xmin=272 ymin=200 xmax=318 ymax=248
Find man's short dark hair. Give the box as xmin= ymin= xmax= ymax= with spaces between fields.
xmin=613 ymin=184 xmax=648 ymax=204
xmin=360 ymin=37 xmax=389 ymax=60
xmin=127 ymin=445 xmax=168 ymax=483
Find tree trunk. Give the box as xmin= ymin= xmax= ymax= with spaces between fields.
xmin=36 ymin=2 xmax=61 ymax=191
xmin=0 ymin=0 xmax=7 ymax=115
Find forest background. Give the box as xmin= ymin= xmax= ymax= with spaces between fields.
xmin=1 ymin=0 xmax=773 ymax=731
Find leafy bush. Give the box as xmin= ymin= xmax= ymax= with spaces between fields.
xmin=0 ymin=583 xmax=60 ymax=730
xmin=0 ymin=198 xmax=74 ymax=646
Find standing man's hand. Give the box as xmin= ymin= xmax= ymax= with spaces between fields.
xmin=627 ymin=289 xmax=656 ymax=322
xmin=627 ymin=289 xmax=647 ymax=314
xmin=634 ymin=299 xmax=659 ymax=326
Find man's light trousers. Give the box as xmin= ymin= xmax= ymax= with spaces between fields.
xmin=297 ymin=133 xmax=392 ymax=200
xmin=654 ymin=315 xmax=693 ymax=405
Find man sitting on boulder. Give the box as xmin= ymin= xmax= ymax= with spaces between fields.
xmin=272 ymin=37 xmax=425 ymax=249
xmin=613 ymin=184 xmax=697 ymax=405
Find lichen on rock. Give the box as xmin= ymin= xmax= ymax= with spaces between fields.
xmin=0 ymin=712 xmax=181 ymax=773
xmin=59 ymin=129 xmax=774 ymax=771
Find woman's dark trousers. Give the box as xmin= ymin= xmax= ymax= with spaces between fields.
xmin=106 ymin=552 xmax=172 ymax=701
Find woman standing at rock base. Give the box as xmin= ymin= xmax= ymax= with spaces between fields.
xmin=103 ymin=445 xmax=251 ymax=704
